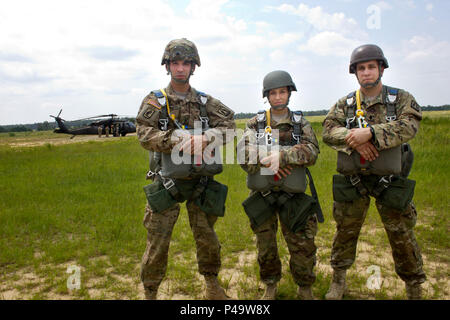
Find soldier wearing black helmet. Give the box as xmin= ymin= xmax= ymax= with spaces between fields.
xmin=322 ymin=44 xmax=426 ymax=300
xmin=136 ymin=38 xmax=235 ymax=300
xmin=238 ymin=70 xmax=321 ymax=300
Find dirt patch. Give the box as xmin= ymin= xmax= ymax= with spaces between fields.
xmin=3 ymin=133 xmax=137 ymax=148
xmin=1 ymin=244 xmax=448 ymax=300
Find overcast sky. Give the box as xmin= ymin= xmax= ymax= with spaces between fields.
xmin=1 ymin=0 xmax=449 ymax=125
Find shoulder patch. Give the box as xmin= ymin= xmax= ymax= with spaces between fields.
xmin=147 ymin=99 xmax=161 ymax=110
xmin=143 ymin=109 xmax=156 ymax=120
xmin=217 ymin=105 xmax=232 ymax=117
xmin=411 ymin=99 xmax=421 ymax=112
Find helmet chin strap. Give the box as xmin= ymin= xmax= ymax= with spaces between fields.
xmin=269 ymin=91 xmax=291 ymax=110
xmin=358 ymin=65 xmax=383 ymax=89
xmin=271 ymin=104 xmax=288 ymax=111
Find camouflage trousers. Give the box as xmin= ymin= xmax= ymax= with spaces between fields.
xmin=330 ymin=196 xmax=426 ymax=284
xmin=251 ymin=212 xmax=318 ymax=287
xmin=140 ymin=201 xmax=221 ymax=290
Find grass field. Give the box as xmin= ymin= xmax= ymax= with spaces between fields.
xmin=0 ymin=111 xmax=449 ymax=300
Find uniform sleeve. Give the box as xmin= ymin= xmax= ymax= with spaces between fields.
xmin=280 ymin=118 xmax=320 ymax=167
xmin=135 ymin=94 xmax=178 ymax=153
xmin=371 ymin=91 xmax=422 ymax=150
xmin=237 ymin=117 xmax=261 ymax=174
xmin=322 ymin=98 xmax=353 ymax=155
xmin=204 ymin=96 xmax=236 ymax=146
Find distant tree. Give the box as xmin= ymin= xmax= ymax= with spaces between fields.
xmin=37 ymin=121 xmax=52 ymax=131
xmin=10 ymin=125 xmax=31 ymax=132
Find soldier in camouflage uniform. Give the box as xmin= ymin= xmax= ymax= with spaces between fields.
xmin=322 ymin=44 xmax=426 ymax=300
xmin=238 ymin=70 xmax=320 ymax=300
xmin=136 ymin=38 xmax=235 ymax=300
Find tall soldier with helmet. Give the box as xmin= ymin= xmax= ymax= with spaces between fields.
xmin=136 ymin=38 xmax=235 ymax=300
xmin=322 ymin=44 xmax=426 ymax=300
xmin=238 ymin=70 xmax=323 ymax=300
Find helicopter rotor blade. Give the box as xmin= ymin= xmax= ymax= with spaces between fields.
xmin=77 ymin=114 xmax=118 ymax=121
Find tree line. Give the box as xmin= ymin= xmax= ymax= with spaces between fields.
xmin=1 ymin=106 xmax=448 ymax=133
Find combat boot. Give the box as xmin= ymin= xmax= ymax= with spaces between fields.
xmin=204 ymin=275 xmax=230 ymax=300
xmin=297 ymin=286 xmax=314 ymax=300
xmin=261 ymin=283 xmax=277 ymax=300
xmin=144 ymin=287 xmax=157 ymax=300
xmin=405 ymin=282 xmax=422 ymax=300
xmin=325 ymin=270 xmax=347 ymax=300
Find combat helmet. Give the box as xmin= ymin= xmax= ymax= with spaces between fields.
xmin=262 ymin=70 xmax=297 ymax=98
xmin=161 ymin=38 xmax=201 ymax=67
xmin=349 ymin=44 xmax=389 ymax=74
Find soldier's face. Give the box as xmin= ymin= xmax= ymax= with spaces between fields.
xmin=168 ymin=59 xmax=194 ymax=83
xmin=268 ymin=87 xmax=289 ymax=108
xmin=356 ymin=60 xmax=384 ymax=87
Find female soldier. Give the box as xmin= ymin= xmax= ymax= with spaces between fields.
xmin=238 ymin=70 xmax=321 ymax=300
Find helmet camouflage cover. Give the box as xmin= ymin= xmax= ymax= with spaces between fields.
xmin=161 ymin=38 xmax=201 ymax=66
xmin=349 ymin=44 xmax=389 ymax=73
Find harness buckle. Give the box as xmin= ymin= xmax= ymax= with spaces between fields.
xmin=255 ymin=131 xmax=265 ymax=140
xmin=386 ymin=115 xmax=397 ymax=122
xmin=200 ymin=116 xmax=209 ymax=130
xmin=379 ymin=174 xmax=393 ymax=185
xmin=265 ymin=132 xmax=272 ymax=146
xmin=349 ymin=174 xmax=361 ymax=186
xmin=261 ymin=190 xmax=272 ymax=198
xmin=159 ymin=119 xmax=169 ymax=131
xmin=146 ymin=170 xmax=158 ymax=180
xmin=162 ymin=178 xmax=175 ymax=190
xmin=292 ymin=133 xmax=301 ymax=144
xmin=346 ymin=116 xmax=356 ymax=129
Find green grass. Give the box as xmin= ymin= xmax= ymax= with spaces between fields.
xmin=0 ymin=114 xmax=449 ymax=300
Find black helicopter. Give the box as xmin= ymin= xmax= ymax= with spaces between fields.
xmin=50 ymin=109 xmax=136 ymax=139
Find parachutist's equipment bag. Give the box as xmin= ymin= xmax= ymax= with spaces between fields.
xmin=378 ymin=176 xmax=416 ymax=211
xmin=279 ymin=193 xmax=318 ymax=233
xmin=143 ymin=180 xmax=177 ymax=213
xmin=195 ymin=179 xmax=228 ymax=217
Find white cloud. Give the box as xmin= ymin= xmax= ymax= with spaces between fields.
xmin=426 ymin=3 xmax=433 ymax=12
xmin=374 ymin=1 xmax=393 ymax=11
xmin=265 ymin=3 xmax=362 ymax=36
xmin=298 ymin=31 xmax=360 ymax=57
xmin=402 ymin=36 xmax=450 ymax=63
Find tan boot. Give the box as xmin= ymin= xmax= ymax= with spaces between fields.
xmin=405 ymin=282 xmax=422 ymax=300
xmin=297 ymin=286 xmax=315 ymax=300
xmin=261 ymin=283 xmax=277 ymax=300
xmin=144 ymin=287 xmax=157 ymax=300
xmin=325 ymin=270 xmax=347 ymax=300
xmin=204 ymin=275 xmax=230 ymax=300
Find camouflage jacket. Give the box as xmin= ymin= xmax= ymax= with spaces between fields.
xmin=322 ymin=86 xmax=422 ymax=155
xmin=238 ymin=108 xmax=319 ymax=173
xmin=136 ymin=83 xmax=235 ymax=153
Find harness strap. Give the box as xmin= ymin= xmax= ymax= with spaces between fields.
xmin=196 ymin=90 xmax=209 ymax=130
xmin=349 ymin=174 xmax=368 ymax=196
xmin=384 ymin=86 xmax=398 ymax=122
xmin=291 ymin=110 xmax=303 ymax=144
xmin=372 ymin=175 xmax=394 ymax=197
xmin=161 ymin=176 xmax=184 ymax=202
xmin=346 ymin=91 xmax=357 ymax=129
xmin=305 ymin=168 xmax=324 ymax=222
xmin=190 ymin=176 xmax=209 ymax=201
